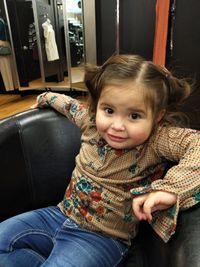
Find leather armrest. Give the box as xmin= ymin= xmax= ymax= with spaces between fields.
xmin=134 ymin=203 xmax=200 ymax=267
xmin=0 ymin=108 xmax=81 ymax=221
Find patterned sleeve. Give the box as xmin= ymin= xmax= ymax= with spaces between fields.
xmin=131 ymin=126 xmax=200 ymax=242
xmin=36 ymin=92 xmax=89 ymax=129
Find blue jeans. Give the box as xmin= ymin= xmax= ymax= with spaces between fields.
xmin=0 ymin=206 xmax=129 ymax=267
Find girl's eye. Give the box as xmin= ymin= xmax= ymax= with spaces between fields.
xmin=130 ymin=113 xmax=141 ymax=120
xmin=105 ymin=108 xmax=113 ymax=114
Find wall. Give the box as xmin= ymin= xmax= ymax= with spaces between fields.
xmin=95 ymin=0 xmax=200 ymax=129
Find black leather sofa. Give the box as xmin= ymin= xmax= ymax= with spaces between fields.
xmin=0 ymin=108 xmax=200 ymax=267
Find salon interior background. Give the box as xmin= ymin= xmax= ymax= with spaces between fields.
xmin=0 ymin=0 xmax=200 ymax=128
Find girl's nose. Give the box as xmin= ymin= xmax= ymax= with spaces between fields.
xmin=111 ymin=119 xmax=125 ymax=131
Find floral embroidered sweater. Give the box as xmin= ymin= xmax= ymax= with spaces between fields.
xmin=37 ymin=92 xmax=200 ymax=245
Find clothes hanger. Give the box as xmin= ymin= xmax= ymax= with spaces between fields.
xmin=46 ymin=18 xmax=51 ymax=24
xmin=41 ymin=14 xmax=51 ymax=24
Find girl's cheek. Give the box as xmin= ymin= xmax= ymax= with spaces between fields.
xmin=97 ymin=122 xmax=106 ymax=133
xmin=96 ymin=119 xmax=105 ymax=132
xmin=130 ymin=131 xmax=150 ymax=143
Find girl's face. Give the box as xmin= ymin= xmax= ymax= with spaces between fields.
xmin=96 ymin=83 xmax=156 ymax=150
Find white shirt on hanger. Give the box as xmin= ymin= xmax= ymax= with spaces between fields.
xmin=42 ymin=19 xmax=59 ymax=61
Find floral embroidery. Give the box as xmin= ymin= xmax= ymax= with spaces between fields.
xmin=194 ymin=191 xmax=200 ymax=201
xmin=90 ymin=191 xmax=102 ymax=202
xmin=89 ymin=138 xmax=111 ymax=160
xmin=70 ymin=102 xmax=79 ymax=114
xmin=38 ymin=94 xmax=58 ymax=107
xmin=77 ymin=177 xmax=93 ymax=193
xmin=122 ymin=183 xmax=137 ymax=191
xmin=89 ymin=139 xmax=97 ymax=146
xmin=98 ymin=146 xmax=111 ymax=160
xmin=123 ymin=213 xmax=134 ymax=222
xmin=90 ymin=114 xmax=96 ymax=123
xmin=96 ymin=206 xmax=105 ymax=215
xmin=131 ymin=185 xmax=151 ymax=196
xmin=114 ymin=149 xmax=124 ymax=156
xmin=128 ymin=164 xmax=138 ymax=174
xmin=68 ymin=102 xmax=87 ymax=121
xmin=48 ymin=95 xmax=58 ymax=104
xmin=63 ymin=176 xmax=111 ymax=223
xmin=167 ymin=205 xmax=177 ymax=218
xmin=137 ymin=162 xmax=167 ymax=187
xmin=65 ymin=180 xmax=74 ymax=198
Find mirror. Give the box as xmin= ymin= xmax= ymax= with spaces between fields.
xmin=64 ymin=0 xmax=85 ymax=90
xmin=32 ymin=0 xmax=70 ymax=90
xmin=0 ymin=0 xmax=18 ymax=92
xmin=1 ymin=0 xmax=96 ymax=92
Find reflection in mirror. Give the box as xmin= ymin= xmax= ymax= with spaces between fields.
xmin=5 ymin=0 xmax=44 ymax=90
xmin=0 ymin=0 xmax=18 ymax=92
xmin=64 ymin=0 xmax=85 ymax=91
xmin=32 ymin=0 xmax=70 ymax=91
xmin=2 ymin=0 xmax=96 ymax=92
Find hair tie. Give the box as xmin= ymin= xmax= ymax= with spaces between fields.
xmin=165 ymin=72 xmax=171 ymax=79
xmin=161 ymin=66 xmax=171 ymax=78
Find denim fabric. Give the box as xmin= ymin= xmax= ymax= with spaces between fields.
xmin=0 ymin=206 xmax=129 ymax=267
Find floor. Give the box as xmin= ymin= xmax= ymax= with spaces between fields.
xmin=0 ymin=65 xmax=87 ymax=120
xmin=0 ymin=94 xmax=37 ymax=120
xmin=18 ymin=67 xmax=86 ymax=92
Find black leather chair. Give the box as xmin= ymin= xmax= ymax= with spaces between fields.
xmin=0 ymin=108 xmax=200 ymax=267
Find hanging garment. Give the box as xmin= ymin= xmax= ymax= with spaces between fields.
xmin=28 ymin=22 xmax=37 ymax=50
xmin=0 ymin=18 xmax=11 ymax=55
xmin=0 ymin=51 xmax=18 ymax=91
xmin=153 ymin=0 xmax=170 ymax=66
xmin=0 ymin=17 xmax=7 ymax=41
xmin=0 ymin=18 xmax=18 ymax=91
xmin=28 ymin=22 xmax=38 ymax=60
xmin=42 ymin=19 xmax=59 ymax=61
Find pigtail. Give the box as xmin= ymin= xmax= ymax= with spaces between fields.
xmin=166 ymin=75 xmax=191 ymax=106
xmin=84 ymin=64 xmax=103 ymax=112
xmin=163 ymin=74 xmax=192 ymax=127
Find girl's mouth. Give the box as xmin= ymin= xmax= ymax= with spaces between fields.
xmin=107 ymin=134 xmax=127 ymax=142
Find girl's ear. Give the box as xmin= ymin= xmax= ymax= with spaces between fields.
xmin=156 ymin=109 xmax=166 ymax=123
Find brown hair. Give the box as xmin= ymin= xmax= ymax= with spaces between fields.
xmin=84 ymin=54 xmax=191 ymax=126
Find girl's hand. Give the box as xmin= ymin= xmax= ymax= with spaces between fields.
xmin=132 ymin=191 xmax=177 ymax=222
xmin=30 ymin=103 xmax=38 ymax=109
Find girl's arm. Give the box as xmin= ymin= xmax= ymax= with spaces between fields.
xmin=34 ymin=92 xmax=89 ymax=129
xmin=131 ymin=126 xmax=200 ymax=242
